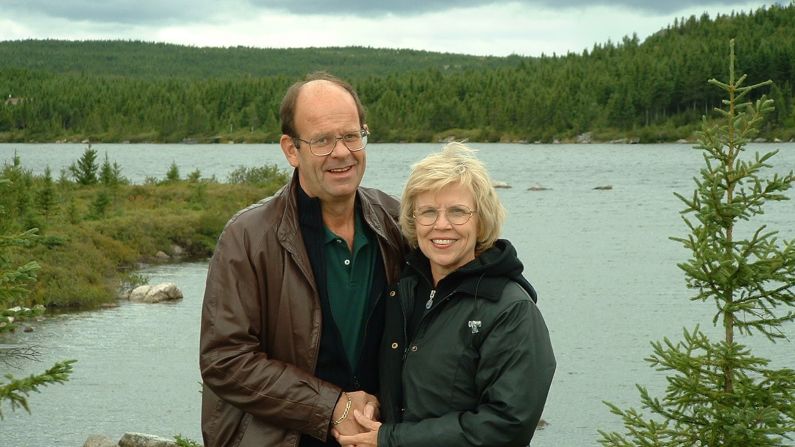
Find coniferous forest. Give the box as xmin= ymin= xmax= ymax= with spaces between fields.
xmin=0 ymin=4 xmax=794 ymax=144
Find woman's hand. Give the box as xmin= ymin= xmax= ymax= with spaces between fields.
xmin=334 ymin=409 xmax=382 ymax=447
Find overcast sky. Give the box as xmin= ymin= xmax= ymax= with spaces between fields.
xmin=0 ymin=0 xmax=786 ymax=56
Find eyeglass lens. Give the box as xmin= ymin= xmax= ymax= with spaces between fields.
xmin=414 ymin=206 xmax=473 ymax=225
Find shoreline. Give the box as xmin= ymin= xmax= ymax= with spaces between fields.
xmin=2 ymin=136 xmax=794 ymax=145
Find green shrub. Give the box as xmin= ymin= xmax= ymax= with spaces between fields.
xmin=227 ymin=163 xmax=289 ymax=188
xmin=174 ymin=434 xmax=202 ymax=447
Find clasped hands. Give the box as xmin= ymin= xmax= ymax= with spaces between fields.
xmin=331 ymin=390 xmax=382 ymax=447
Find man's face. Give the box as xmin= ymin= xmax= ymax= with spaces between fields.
xmin=280 ymin=81 xmax=366 ymax=206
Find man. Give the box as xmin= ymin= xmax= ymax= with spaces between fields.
xmin=199 ymin=72 xmax=405 ymax=447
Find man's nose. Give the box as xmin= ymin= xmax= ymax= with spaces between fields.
xmin=329 ymin=137 xmax=348 ymax=157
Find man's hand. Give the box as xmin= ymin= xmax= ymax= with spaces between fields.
xmin=331 ymin=391 xmax=380 ymax=436
xmin=335 ymin=409 xmax=382 ymax=446
xmin=351 ymin=390 xmax=380 ymax=421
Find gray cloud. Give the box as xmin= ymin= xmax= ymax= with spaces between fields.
xmin=251 ymin=0 xmax=780 ymax=16
xmin=2 ymin=0 xmax=781 ymax=26
xmin=2 ymin=0 xmax=218 ymax=25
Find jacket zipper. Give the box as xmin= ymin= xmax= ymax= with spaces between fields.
xmin=398 ymin=280 xmax=412 ymax=361
xmin=407 ymin=289 xmax=456 ymax=354
xmin=425 ymin=289 xmax=436 ymax=310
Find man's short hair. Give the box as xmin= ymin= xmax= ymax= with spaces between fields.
xmin=279 ymin=71 xmax=366 ymax=137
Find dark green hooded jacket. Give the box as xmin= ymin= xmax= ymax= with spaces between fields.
xmin=377 ymin=239 xmax=556 ymax=447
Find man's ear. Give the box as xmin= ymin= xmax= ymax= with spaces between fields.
xmin=280 ymin=134 xmax=300 ymax=168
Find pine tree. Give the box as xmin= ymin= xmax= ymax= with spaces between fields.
xmin=68 ymin=144 xmax=98 ymax=185
xmin=99 ymin=152 xmax=115 ymax=186
xmin=89 ymin=189 xmax=111 ymax=220
xmin=36 ymin=166 xmax=57 ymax=220
xmin=164 ymin=161 xmax=180 ymax=183
xmin=599 ymin=40 xmax=795 ymax=447
xmin=0 ymin=360 xmax=75 ymax=419
xmin=0 ymin=177 xmax=75 ymax=419
xmin=1 ymin=153 xmax=31 ymax=223
xmin=0 ymin=181 xmax=38 ymax=308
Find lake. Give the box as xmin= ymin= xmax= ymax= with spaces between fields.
xmin=1 ymin=142 xmax=794 ymax=446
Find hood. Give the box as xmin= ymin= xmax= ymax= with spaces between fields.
xmin=405 ymin=239 xmax=537 ymax=303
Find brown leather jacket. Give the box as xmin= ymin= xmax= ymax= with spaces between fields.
xmin=199 ymin=174 xmax=405 ymax=447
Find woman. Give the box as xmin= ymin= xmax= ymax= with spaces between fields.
xmin=335 ymin=142 xmax=556 ymax=446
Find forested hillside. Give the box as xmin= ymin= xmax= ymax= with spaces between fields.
xmin=0 ymin=41 xmax=519 ymax=79
xmin=1 ymin=3 xmax=793 ymax=144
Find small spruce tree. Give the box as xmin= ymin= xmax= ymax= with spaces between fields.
xmin=0 ymin=182 xmax=38 ymax=309
xmin=69 ymin=144 xmax=99 ymax=185
xmin=99 ymin=152 xmax=126 ymax=187
xmin=165 ymin=161 xmax=180 ymax=183
xmin=599 ymin=40 xmax=795 ymax=447
xmin=89 ymin=189 xmax=111 ymax=220
xmin=1 ymin=153 xmax=31 ymax=222
xmin=57 ymin=168 xmax=70 ymax=187
xmin=36 ymin=166 xmax=57 ymax=221
xmin=187 ymin=168 xmax=202 ymax=183
xmin=0 ymin=177 xmax=75 ymax=419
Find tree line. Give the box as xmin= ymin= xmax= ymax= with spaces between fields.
xmin=0 ymin=4 xmax=794 ymax=144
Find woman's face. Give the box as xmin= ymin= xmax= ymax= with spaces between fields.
xmin=414 ymin=182 xmax=478 ymax=284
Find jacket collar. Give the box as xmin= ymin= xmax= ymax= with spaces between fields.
xmin=404 ymin=250 xmax=505 ymax=303
xmin=402 ymin=239 xmax=537 ymax=303
xmin=275 ymin=172 xmax=303 ymax=257
xmin=278 ymin=169 xmax=394 ymax=251
xmin=276 ymin=169 xmax=404 ymax=284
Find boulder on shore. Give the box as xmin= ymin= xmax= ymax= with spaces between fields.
xmin=119 ymin=433 xmax=177 ymax=447
xmin=83 ymin=434 xmax=117 ymax=447
xmin=84 ymin=433 xmax=179 ymax=447
xmin=575 ymin=132 xmax=592 ymax=144
xmin=129 ymin=283 xmax=183 ymax=303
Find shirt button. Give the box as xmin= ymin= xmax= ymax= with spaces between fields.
xmin=410 ymin=345 xmax=418 ymax=352
xmin=344 ymin=259 xmax=351 ymax=266
xmin=389 ymin=291 xmax=396 ymax=297
xmin=391 ymin=342 xmax=399 ymax=349
xmin=337 ymin=239 xmax=343 ymax=244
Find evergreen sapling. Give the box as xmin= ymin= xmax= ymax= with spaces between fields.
xmin=599 ymin=40 xmax=795 ymax=447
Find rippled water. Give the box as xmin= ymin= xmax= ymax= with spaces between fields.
xmin=1 ymin=143 xmax=794 ymax=446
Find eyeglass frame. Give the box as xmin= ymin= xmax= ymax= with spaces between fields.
xmin=291 ymin=128 xmax=369 ymax=157
xmin=412 ymin=205 xmax=476 ymax=226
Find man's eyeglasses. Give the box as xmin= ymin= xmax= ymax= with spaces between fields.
xmin=413 ymin=206 xmax=476 ymax=226
xmin=292 ymin=128 xmax=369 ymax=157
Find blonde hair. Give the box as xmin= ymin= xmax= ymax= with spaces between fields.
xmin=400 ymin=142 xmax=506 ymax=254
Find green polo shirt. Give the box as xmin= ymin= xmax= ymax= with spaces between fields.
xmin=323 ymin=211 xmax=376 ymax=370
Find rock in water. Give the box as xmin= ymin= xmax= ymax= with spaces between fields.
xmin=128 ymin=283 xmax=184 ymax=303
xmin=118 ymin=432 xmax=177 ymax=447
xmin=83 ymin=434 xmax=117 ymax=447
